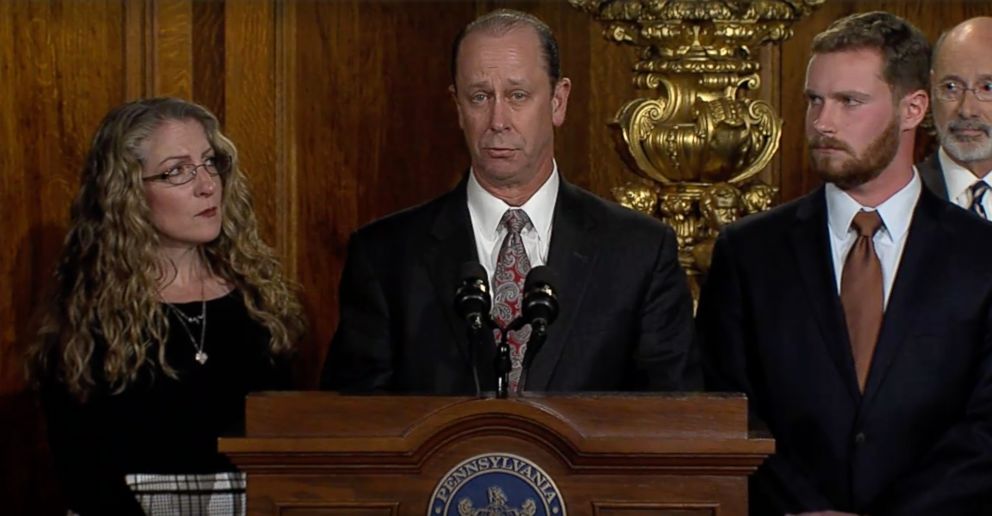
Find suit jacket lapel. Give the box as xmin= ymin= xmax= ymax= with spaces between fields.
xmin=863 ymin=189 xmax=945 ymax=402
xmin=789 ymin=188 xmax=862 ymax=401
xmin=525 ymin=179 xmax=598 ymax=390
xmin=422 ymin=178 xmax=496 ymax=391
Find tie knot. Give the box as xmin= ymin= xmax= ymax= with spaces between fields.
xmin=500 ymin=208 xmax=531 ymax=234
xmin=971 ymin=181 xmax=989 ymax=198
xmin=851 ymin=210 xmax=882 ymax=237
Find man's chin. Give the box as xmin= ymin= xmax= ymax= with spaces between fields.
xmin=473 ymin=161 xmax=524 ymax=183
xmin=815 ymin=167 xmax=880 ymax=190
xmin=943 ymin=138 xmax=992 ymax=164
xmin=811 ymin=156 xmax=846 ymax=180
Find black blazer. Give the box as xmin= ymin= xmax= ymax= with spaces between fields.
xmin=918 ymin=151 xmax=950 ymax=200
xmin=321 ymin=176 xmax=697 ymax=394
xmin=698 ymin=186 xmax=992 ymax=515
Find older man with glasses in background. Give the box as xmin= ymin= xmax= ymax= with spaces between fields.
xmin=919 ymin=17 xmax=992 ymax=219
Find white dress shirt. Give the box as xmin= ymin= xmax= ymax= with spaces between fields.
xmin=825 ymin=170 xmax=921 ymax=308
xmin=939 ymin=146 xmax=992 ymax=214
xmin=466 ymin=163 xmax=558 ymax=284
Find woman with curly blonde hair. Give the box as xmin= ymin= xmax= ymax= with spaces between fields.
xmin=30 ymin=97 xmax=306 ymax=515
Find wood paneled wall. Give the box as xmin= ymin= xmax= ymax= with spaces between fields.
xmin=1 ymin=2 xmax=129 ymax=513
xmin=1 ymin=0 xmax=989 ymax=512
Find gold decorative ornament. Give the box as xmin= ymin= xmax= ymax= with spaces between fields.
xmin=611 ymin=179 xmax=660 ymax=215
xmin=571 ymin=0 xmax=820 ymax=292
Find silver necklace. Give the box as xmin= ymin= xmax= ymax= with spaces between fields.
xmin=166 ymin=299 xmax=209 ymax=364
xmin=170 ymin=307 xmax=205 ymax=325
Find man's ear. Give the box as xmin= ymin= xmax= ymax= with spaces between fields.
xmin=551 ymin=77 xmax=571 ymax=127
xmin=450 ymin=84 xmax=464 ymax=129
xmin=901 ymin=89 xmax=929 ymax=131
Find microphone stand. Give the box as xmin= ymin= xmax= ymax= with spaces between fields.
xmin=464 ymin=313 xmax=487 ymax=397
xmin=496 ymin=316 xmax=536 ymax=398
xmin=517 ymin=319 xmax=548 ymax=394
xmin=495 ymin=324 xmax=512 ymax=399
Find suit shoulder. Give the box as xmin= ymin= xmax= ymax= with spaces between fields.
xmin=720 ymin=194 xmax=806 ymax=240
xmin=941 ymin=201 xmax=992 ymax=243
xmin=351 ymin=191 xmax=451 ymax=242
xmin=567 ymin=184 xmax=675 ymax=236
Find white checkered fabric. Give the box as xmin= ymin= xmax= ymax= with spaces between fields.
xmin=69 ymin=472 xmax=246 ymax=515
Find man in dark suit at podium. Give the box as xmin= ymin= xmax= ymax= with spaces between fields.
xmin=698 ymin=12 xmax=992 ymax=516
xmin=918 ymin=17 xmax=992 ymax=219
xmin=321 ymin=10 xmax=696 ymax=395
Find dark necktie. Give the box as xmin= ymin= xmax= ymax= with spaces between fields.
xmin=969 ymin=181 xmax=989 ymax=219
xmin=840 ymin=210 xmax=884 ymax=393
xmin=491 ymin=209 xmax=532 ymax=392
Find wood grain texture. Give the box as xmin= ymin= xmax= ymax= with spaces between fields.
xmin=241 ymin=392 xmax=751 ymax=440
xmin=226 ymin=0 xmax=279 ymax=241
xmin=192 ymin=0 xmax=226 ymax=119
xmin=0 ymin=2 xmax=131 ymax=513
xmin=222 ymin=394 xmax=769 ymax=516
xmin=152 ymin=0 xmax=194 ymax=99
xmin=292 ymin=0 xmax=476 ymax=386
xmin=0 ymin=0 xmax=130 ymax=395
xmin=125 ymin=0 xmax=152 ymax=98
xmin=593 ymin=506 xmax=716 ymax=516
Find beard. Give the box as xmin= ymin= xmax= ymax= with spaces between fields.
xmin=808 ymin=116 xmax=900 ymax=190
xmin=938 ymin=118 xmax=992 ymax=163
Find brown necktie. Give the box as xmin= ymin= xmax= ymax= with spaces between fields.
xmin=840 ymin=210 xmax=884 ymax=392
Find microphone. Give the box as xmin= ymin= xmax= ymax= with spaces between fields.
xmin=455 ymin=262 xmax=491 ymax=397
xmin=518 ymin=266 xmax=559 ymax=393
xmin=522 ymin=266 xmax=559 ymax=336
xmin=455 ymin=262 xmax=492 ymax=331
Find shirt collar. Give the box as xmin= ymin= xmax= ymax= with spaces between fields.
xmin=825 ymin=169 xmax=921 ymax=242
xmin=466 ymin=161 xmax=559 ymax=238
xmin=939 ymin=146 xmax=992 ymax=201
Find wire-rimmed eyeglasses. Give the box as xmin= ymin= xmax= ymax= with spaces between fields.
xmin=934 ymin=79 xmax=992 ymax=103
xmin=142 ymin=154 xmax=230 ymax=186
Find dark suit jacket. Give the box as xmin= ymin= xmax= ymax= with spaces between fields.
xmin=321 ymin=176 xmax=697 ymax=394
xmin=698 ymin=186 xmax=992 ymax=515
xmin=918 ymin=151 xmax=950 ymax=200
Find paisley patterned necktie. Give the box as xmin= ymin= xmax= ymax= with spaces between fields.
xmin=491 ymin=208 xmax=533 ymax=393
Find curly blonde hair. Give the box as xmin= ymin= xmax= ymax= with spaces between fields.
xmin=30 ymin=97 xmax=306 ymax=401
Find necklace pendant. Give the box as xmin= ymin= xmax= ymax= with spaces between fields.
xmin=195 ymin=351 xmax=209 ymax=364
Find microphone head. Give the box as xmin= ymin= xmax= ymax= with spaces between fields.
xmin=459 ymin=261 xmax=489 ymax=286
xmin=523 ymin=265 xmax=559 ymax=327
xmin=523 ymin=265 xmax=558 ymax=292
xmin=455 ymin=262 xmax=491 ymax=322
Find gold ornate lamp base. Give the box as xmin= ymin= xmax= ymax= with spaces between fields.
xmin=572 ymin=0 xmax=822 ymax=293
xmin=615 ymin=180 xmax=778 ymax=298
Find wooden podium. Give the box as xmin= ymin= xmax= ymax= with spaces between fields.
xmin=219 ymin=392 xmax=772 ymax=516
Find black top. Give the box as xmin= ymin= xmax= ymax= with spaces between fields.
xmin=42 ymin=291 xmax=291 ymax=515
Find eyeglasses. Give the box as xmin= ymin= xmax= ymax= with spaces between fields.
xmin=142 ymin=155 xmax=230 ymax=186
xmin=934 ymin=79 xmax=992 ymax=103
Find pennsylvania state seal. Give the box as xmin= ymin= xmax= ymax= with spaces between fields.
xmin=427 ymin=453 xmax=566 ymax=516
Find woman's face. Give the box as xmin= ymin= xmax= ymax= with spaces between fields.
xmin=140 ymin=118 xmax=224 ymax=251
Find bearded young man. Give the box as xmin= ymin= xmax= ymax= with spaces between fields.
xmin=697 ymin=12 xmax=992 ymax=516
xmin=919 ymin=17 xmax=992 ymax=219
